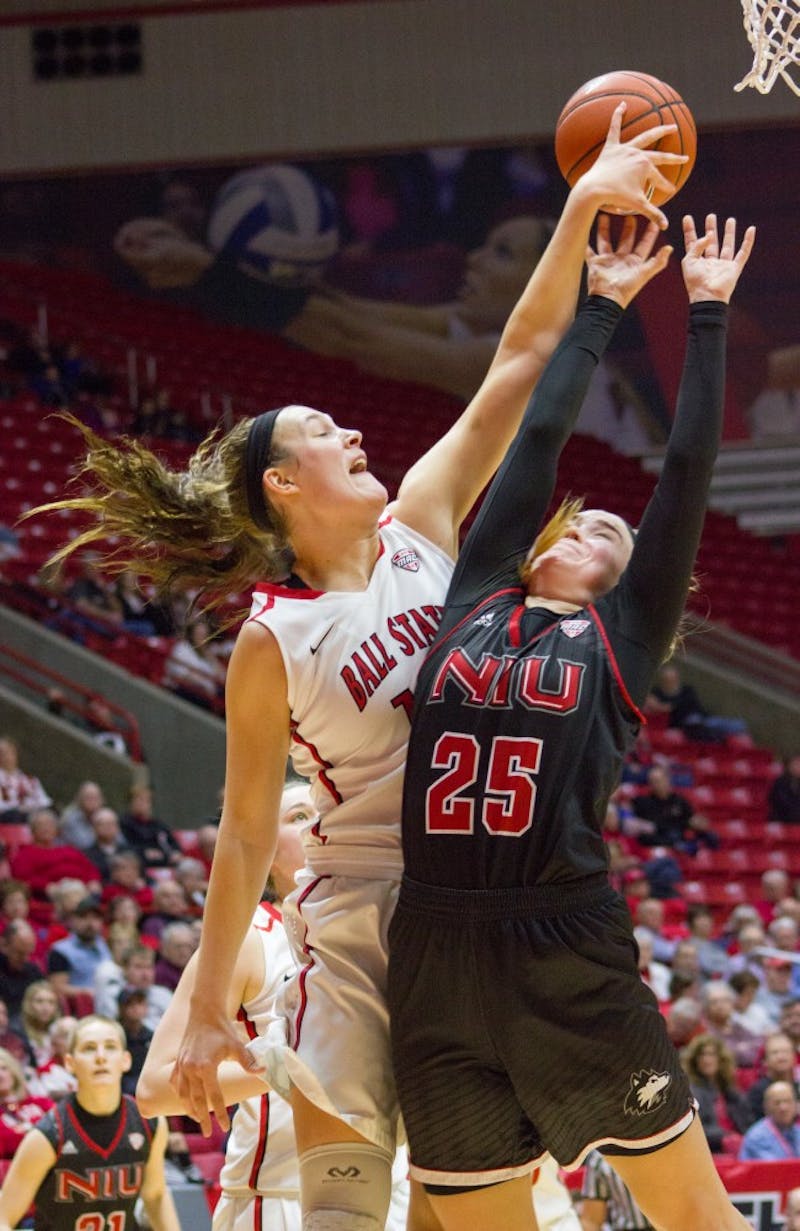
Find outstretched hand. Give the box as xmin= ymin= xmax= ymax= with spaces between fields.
xmin=576 ymin=102 xmax=689 ymax=229
xmin=114 ymin=217 xmax=214 ymax=289
xmin=681 ymin=214 xmax=756 ymax=303
xmin=586 ymin=214 xmax=672 ymax=308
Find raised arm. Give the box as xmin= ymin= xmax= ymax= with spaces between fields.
xmin=611 ymin=214 xmax=756 ymax=691
xmin=392 ymin=104 xmax=688 ymax=557
xmin=442 ymin=216 xmax=672 ymax=615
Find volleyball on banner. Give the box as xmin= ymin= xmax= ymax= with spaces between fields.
xmin=207 ymin=163 xmax=339 ymax=287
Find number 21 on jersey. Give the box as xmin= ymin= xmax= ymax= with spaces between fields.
xmin=425 ymin=733 xmax=542 ymax=836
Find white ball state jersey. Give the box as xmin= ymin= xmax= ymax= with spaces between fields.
xmin=221 ymin=902 xmax=299 ymax=1198
xmin=247 ymin=516 xmax=453 ymax=877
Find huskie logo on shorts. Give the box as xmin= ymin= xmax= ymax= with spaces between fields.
xmin=560 ymin=619 xmax=590 ymax=639
xmin=623 ymin=1070 xmax=671 ymax=1117
xmin=392 ymin=547 xmax=420 ymax=572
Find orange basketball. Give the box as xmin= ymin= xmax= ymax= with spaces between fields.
xmin=554 ymin=70 xmax=697 ymax=206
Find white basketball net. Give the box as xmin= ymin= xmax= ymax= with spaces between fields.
xmin=734 ymin=0 xmax=800 ymax=94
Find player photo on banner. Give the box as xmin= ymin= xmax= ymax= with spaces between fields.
xmin=0 ymin=126 xmax=797 ymax=449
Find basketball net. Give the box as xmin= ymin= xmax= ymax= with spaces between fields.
xmin=734 ymin=0 xmax=800 ymax=94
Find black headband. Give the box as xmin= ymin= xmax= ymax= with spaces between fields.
xmin=245 ymin=409 xmax=282 ymax=532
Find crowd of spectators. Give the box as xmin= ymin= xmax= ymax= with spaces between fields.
xmin=0 ymin=745 xmax=217 ymax=1182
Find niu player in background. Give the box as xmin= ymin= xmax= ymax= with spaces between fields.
xmin=388 ymin=213 xmax=755 ymax=1231
xmin=0 ymin=1016 xmax=178 ymax=1231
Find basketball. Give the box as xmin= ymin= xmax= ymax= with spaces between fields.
xmin=554 ymin=71 xmax=697 ymax=206
xmin=207 ymin=163 xmax=339 ymax=287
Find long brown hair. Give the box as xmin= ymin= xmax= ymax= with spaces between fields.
xmin=682 ymin=1032 xmax=738 ymax=1093
xmin=23 ymin=414 xmax=292 ymax=617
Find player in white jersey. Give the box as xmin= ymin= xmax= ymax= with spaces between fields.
xmin=138 ymin=782 xmax=410 ymax=1231
xmin=37 ymin=105 xmax=684 ymax=1231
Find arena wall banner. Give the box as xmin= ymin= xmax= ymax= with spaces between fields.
xmin=719 ymin=1158 xmax=800 ymax=1229
xmin=1 ymin=125 xmax=798 ymax=444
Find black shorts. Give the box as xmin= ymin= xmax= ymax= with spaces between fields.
xmin=388 ymin=875 xmax=694 ymax=1188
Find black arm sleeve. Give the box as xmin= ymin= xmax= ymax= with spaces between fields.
xmin=441 ymin=296 xmax=624 ymax=624
xmin=605 ymin=301 xmax=729 ymax=698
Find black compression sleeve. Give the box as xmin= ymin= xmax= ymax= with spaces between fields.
xmin=442 ymin=296 xmax=624 ymax=619
xmin=607 ymin=300 xmax=729 ymax=695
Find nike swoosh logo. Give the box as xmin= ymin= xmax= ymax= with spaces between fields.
xmin=310 ymin=625 xmax=335 ymax=655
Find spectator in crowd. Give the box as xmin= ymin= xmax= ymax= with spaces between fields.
xmin=633 ymin=926 xmax=670 ymax=1002
xmin=781 ymin=998 xmax=800 ymax=1056
xmin=633 ymin=765 xmax=715 ymax=851
xmin=740 ymin=1081 xmax=800 ymax=1160
xmin=687 ymin=904 xmax=730 ymax=979
xmin=671 ymin=940 xmax=703 ymax=988
xmin=728 ymin=922 xmax=768 ymax=985
xmin=701 ymin=981 xmax=764 ymax=1069
xmin=767 ymin=915 xmax=800 ymax=995
xmin=193 ymin=822 xmax=218 ymax=874
xmin=0 ymin=879 xmax=31 ymax=933
xmin=115 ymin=944 xmax=171 ymax=1032
xmin=665 ymin=996 xmax=705 ymax=1049
xmin=769 ymin=755 xmax=800 ymax=825
xmin=65 ymin=551 xmax=124 ymax=627
xmin=0 ymin=736 xmax=52 ymax=824
xmin=644 ymin=663 xmax=748 ymax=743
xmin=172 ymin=857 xmax=207 ymax=917
xmin=91 ymin=920 xmax=142 ymax=1021
xmin=755 ymin=956 xmax=797 ymax=1026
xmin=154 ymin=922 xmax=196 ymax=993
xmin=746 ymin=1031 xmax=800 ymax=1120
xmin=719 ymin=903 xmax=762 ymax=953
xmin=162 ymin=617 xmax=227 ymax=711
xmin=106 ymin=889 xmax=144 ymax=935
xmin=29 ymin=362 xmax=69 ymax=408
xmin=0 ymin=1046 xmax=53 ymax=1158
xmin=100 ymin=850 xmax=154 ymax=916
xmin=117 ymin=986 xmax=153 ymax=1096
xmin=17 ymin=980 xmax=59 ymax=1070
xmin=33 ymin=1014 xmax=78 ymax=1101
xmin=754 ymin=868 xmax=792 ymax=926
xmin=85 ymin=698 xmax=130 ymax=757
xmin=59 ymin=780 xmax=105 ymax=850
xmin=578 ymin=1149 xmax=654 ymax=1230
xmin=10 ymin=808 xmax=101 ymax=926
xmin=601 ymin=800 xmax=644 ymax=889
xmin=140 ymin=879 xmax=193 ymax=943
xmin=0 ymin=921 xmax=43 ymax=1024
xmin=46 ymin=895 xmax=112 ymax=1001
xmin=632 ymin=897 xmax=677 ymax=965
xmin=120 ymin=785 xmax=182 ymax=871
xmin=0 ymin=997 xmax=30 ymax=1068
xmin=730 ymin=969 xmax=774 ymax=1038
xmin=622 ymin=865 xmax=652 ymax=911
xmin=84 ymin=807 xmax=131 ymax=882
xmin=682 ymin=1034 xmax=754 ymax=1155
xmin=114 ymin=569 xmax=174 ymax=636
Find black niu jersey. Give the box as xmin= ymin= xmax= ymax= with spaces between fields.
xmin=403 ymin=594 xmax=639 ymax=890
xmin=33 ymin=1095 xmax=155 ymax=1231
xmin=401 ymin=297 xmax=728 ymax=896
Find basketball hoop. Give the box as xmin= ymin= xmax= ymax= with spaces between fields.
xmin=734 ymin=0 xmax=800 ymax=94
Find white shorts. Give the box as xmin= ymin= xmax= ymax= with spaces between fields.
xmin=212 ymin=1191 xmax=300 ymax=1231
xmin=273 ymin=871 xmax=401 ymax=1154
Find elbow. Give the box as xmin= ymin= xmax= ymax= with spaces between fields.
xmin=134 ymin=1076 xmax=161 ymax=1119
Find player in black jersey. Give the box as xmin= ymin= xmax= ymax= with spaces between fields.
xmin=388 ymin=212 xmax=755 ymax=1231
xmin=0 ymin=1015 xmax=178 ymax=1231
